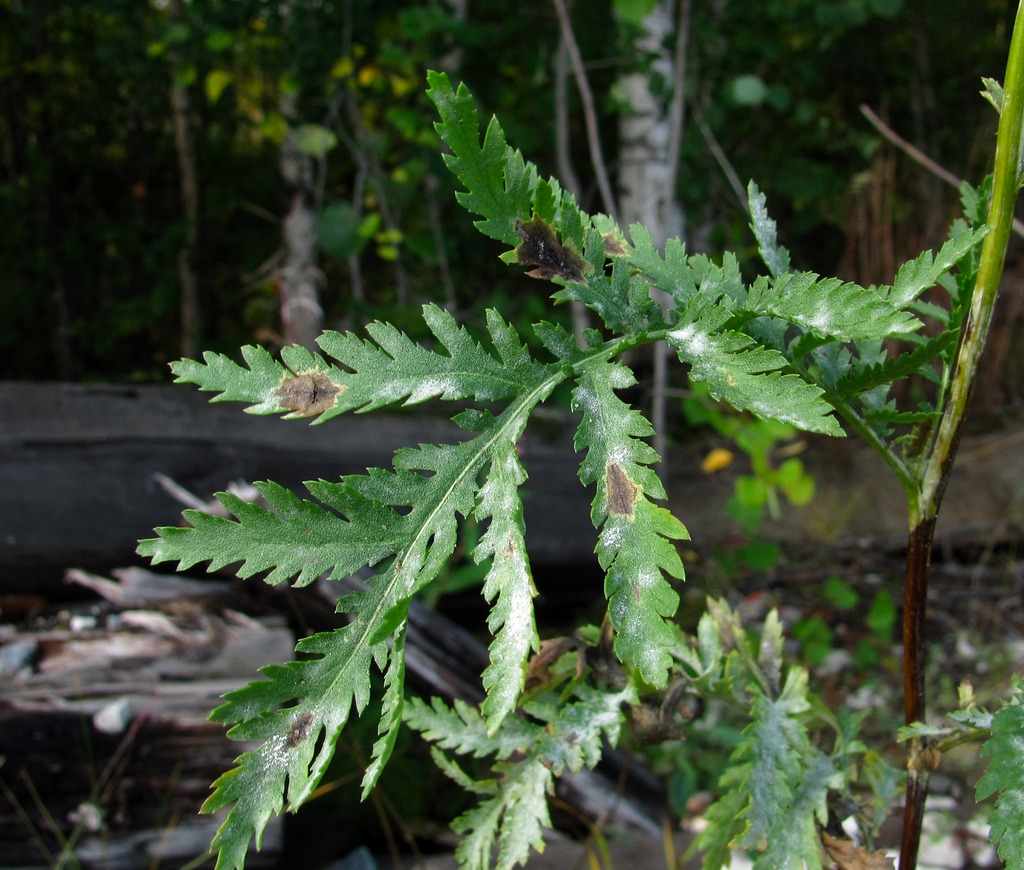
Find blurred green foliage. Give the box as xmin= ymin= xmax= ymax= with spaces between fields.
xmin=0 ymin=0 xmax=1012 ymax=380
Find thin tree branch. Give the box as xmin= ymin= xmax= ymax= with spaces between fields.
xmin=693 ymin=101 xmax=748 ymax=213
xmin=653 ymin=0 xmax=692 ymax=483
xmin=861 ymin=103 xmax=1024 ymax=238
xmin=553 ymin=29 xmax=591 ymax=345
xmin=169 ymin=0 xmax=201 ymax=359
xmin=554 ymin=34 xmax=583 ymax=201
xmin=665 ymin=0 xmax=692 ymax=211
xmin=551 ymin=0 xmax=621 ymax=225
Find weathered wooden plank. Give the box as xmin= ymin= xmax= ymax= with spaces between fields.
xmin=0 ymin=383 xmax=595 ymax=594
xmin=5 ymin=381 xmax=1024 ymax=600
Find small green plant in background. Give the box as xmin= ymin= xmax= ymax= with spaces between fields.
xmin=137 ymin=7 xmax=1024 ymax=866
xmin=791 ymin=576 xmax=897 ymax=669
xmin=685 ymin=379 xmax=815 ymax=573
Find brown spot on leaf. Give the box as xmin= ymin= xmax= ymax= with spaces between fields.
xmin=286 ymin=711 xmax=315 ymax=748
xmin=602 ymin=233 xmax=627 ymax=257
xmin=276 ymin=371 xmax=343 ymax=417
xmin=606 ymin=462 xmax=640 ymax=519
xmin=514 ymin=217 xmax=587 ymax=283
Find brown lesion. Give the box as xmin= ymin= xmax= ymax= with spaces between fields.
xmin=276 ymin=371 xmax=343 ymax=417
xmin=602 ymin=233 xmax=628 ymax=257
xmin=605 ymin=462 xmax=641 ymax=521
xmin=514 ymin=216 xmax=588 ymax=283
xmin=286 ymin=710 xmax=316 ymax=748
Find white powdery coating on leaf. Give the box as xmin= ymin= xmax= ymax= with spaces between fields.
xmin=634 ymin=567 xmax=659 ymax=589
xmin=745 ymin=393 xmax=806 ymax=428
xmin=493 ymin=486 xmax=519 ymax=516
xmin=480 ymin=479 xmax=519 ymax=519
xmin=407 ymin=375 xmax=459 ymax=404
xmin=668 ymin=323 xmax=710 ymax=361
xmin=607 ymin=445 xmax=630 ymax=466
xmin=806 ymin=302 xmax=833 ymax=336
xmin=261 ymin=733 xmax=291 ymax=772
xmin=601 ymin=523 xmax=625 ymax=551
xmin=504 ymin=574 xmax=534 ymax=627
xmin=573 ymin=383 xmax=600 ymax=417
xmin=376 ymin=381 xmax=411 ymax=404
xmin=607 ymin=365 xmax=635 ymax=389
xmin=618 ymin=607 xmax=666 ymax=675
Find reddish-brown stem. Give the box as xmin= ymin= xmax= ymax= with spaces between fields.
xmin=899 ymin=516 xmax=937 ymax=869
xmin=903 ymin=517 xmax=936 ymax=726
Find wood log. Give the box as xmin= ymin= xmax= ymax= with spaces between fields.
xmin=1 ymin=565 xmax=663 ymax=867
xmin=6 ymin=382 xmax=1024 ymax=601
xmin=0 ymin=382 xmax=595 ymax=596
xmin=0 ymin=568 xmax=293 ymax=867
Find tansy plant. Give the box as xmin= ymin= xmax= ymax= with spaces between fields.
xmin=139 ymin=20 xmax=1024 ymax=869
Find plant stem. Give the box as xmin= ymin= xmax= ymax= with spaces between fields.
xmin=898 ymin=3 xmax=1024 ymax=867
xmin=898 ymin=517 xmax=935 ymax=870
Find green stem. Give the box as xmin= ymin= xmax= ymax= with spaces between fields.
xmin=919 ymin=3 xmax=1024 ymax=517
xmin=817 ymin=389 xmax=917 ymax=499
xmin=898 ymin=4 xmax=1024 ymax=868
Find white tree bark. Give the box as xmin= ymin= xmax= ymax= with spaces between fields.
xmin=278 ymin=74 xmax=323 ymax=351
xmin=280 ymin=185 xmax=322 ymax=352
xmin=616 ymin=0 xmax=689 ymax=476
xmin=616 ymin=1 xmax=684 ymax=249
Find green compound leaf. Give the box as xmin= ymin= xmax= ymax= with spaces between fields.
xmin=687 ymin=607 xmax=834 ymax=870
xmin=430 ymin=70 xmax=671 ymax=339
xmin=142 ymin=70 xmax=991 ymax=870
xmin=317 ymin=305 xmax=549 ymax=415
xmin=553 ymin=232 xmax=667 ymax=335
xmin=405 ymin=682 xmax=636 ymax=870
xmin=169 ymin=305 xmax=550 ymax=423
xmin=361 ymin=623 xmax=407 ymax=797
xmin=883 ymin=223 xmax=988 ymax=309
xmin=199 ymin=625 xmax=380 ymax=870
xmin=834 ymin=330 xmax=959 ymax=399
xmin=137 ymin=480 xmax=399 ymax=586
xmin=169 ymin=344 xmax=309 ymax=415
xmin=624 ymin=223 xmax=698 ymax=305
xmin=427 ymin=72 xmax=532 ymax=245
xmin=139 ymin=354 xmax=559 ymax=868
xmin=666 ymin=301 xmax=843 ymax=436
xmin=748 ymin=181 xmax=791 ymax=278
xmin=573 ymin=362 xmax=687 ymax=686
xmin=474 ymin=440 xmax=540 ymax=731
xmin=755 ymin=749 xmax=836 ymax=869
xmin=977 ymin=687 xmax=1024 ymax=869
xmin=403 ymin=696 xmax=539 ymax=760
xmin=745 ymin=272 xmax=920 ymax=341
xmin=735 ymin=668 xmax=815 ymax=853
xmin=453 ymin=760 xmax=552 ymax=870
xmin=694 ymin=764 xmax=749 ymax=870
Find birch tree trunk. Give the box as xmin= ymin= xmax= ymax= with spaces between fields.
xmin=279 ymin=122 xmax=323 ymax=351
xmin=617 ymin=1 xmax=685 ymax=249
xmin=277 ymin=4 xmax=323 ymax=352
xmin=616 ymin=0 xmax=689 ymax=472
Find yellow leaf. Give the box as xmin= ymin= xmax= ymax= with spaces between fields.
xmin=358 ymin=64 xmax=380 ymax=88
xmin=390 ymin=74 xmax=415 ymax=97
xmin=205 ymin=69 xmax=233 ymax=105
xmin=330 ymin=56 xmax=354 ymax=80
xmin=701 ymin=448 xmax=734 ymax=473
